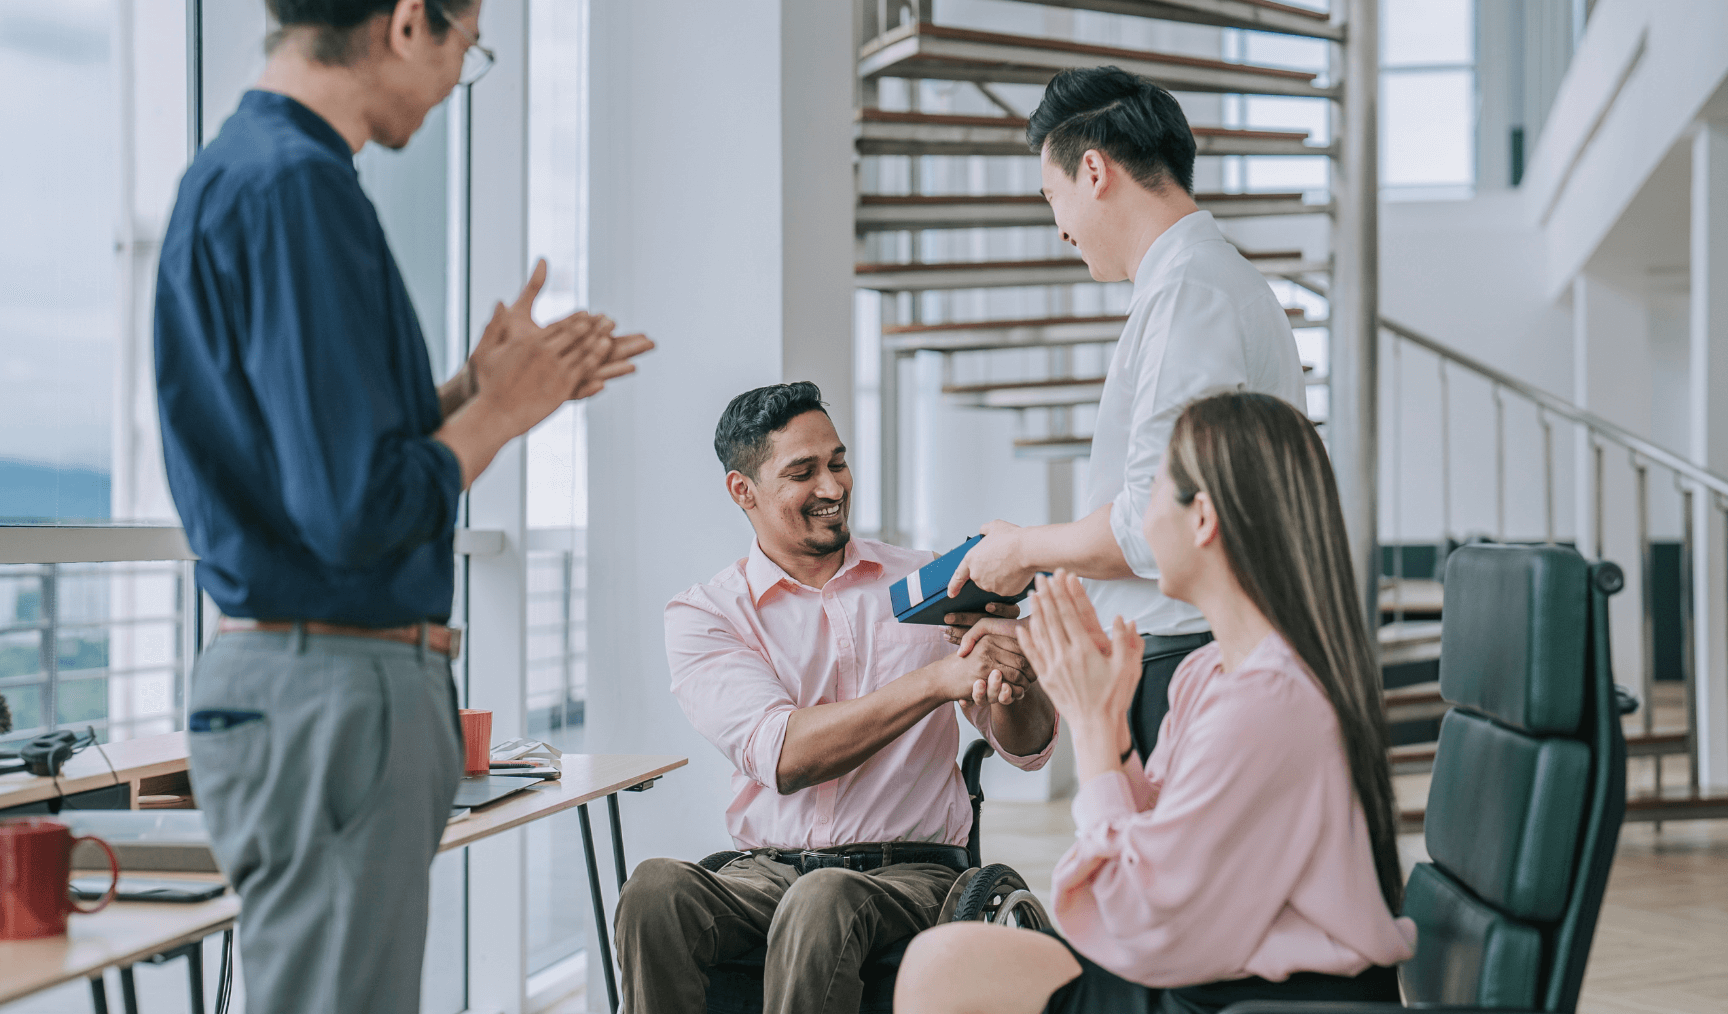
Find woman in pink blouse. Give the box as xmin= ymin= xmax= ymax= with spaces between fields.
xmin=896 ymin=392 xmax=1415 ymax=1013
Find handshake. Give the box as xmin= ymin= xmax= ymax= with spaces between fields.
xmin=937 ymin=602 xmax=1036 ymax=708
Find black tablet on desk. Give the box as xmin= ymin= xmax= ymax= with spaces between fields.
xmin=71 ymin=877 xmax=226 ymax=903
xmin=453 ymin=775 xmax=536 ymax=809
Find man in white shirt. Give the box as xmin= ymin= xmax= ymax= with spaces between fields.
xmin=950 ymin=66 xmax=1305 ymax=756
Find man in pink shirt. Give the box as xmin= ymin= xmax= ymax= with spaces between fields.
xmin=614 ymin=382 xmax=1058 ymax=1014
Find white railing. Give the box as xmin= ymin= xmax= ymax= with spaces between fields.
xmin=1381 ymin=315 xmax=1726 ymax=816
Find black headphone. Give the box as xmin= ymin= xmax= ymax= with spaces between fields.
xmin=20 ymin=729 xmax=95 ymax=777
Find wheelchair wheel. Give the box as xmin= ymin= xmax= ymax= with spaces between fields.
xmin=949 ymin=864 xmax=1051 ymax=929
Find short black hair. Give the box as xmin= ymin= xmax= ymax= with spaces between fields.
xmin=265 ymin=0 xmax=472 ymax=65
xmin=1026 ymin=66 xmax=1197 ymax=195
xmin=714 ymin=382 xmax=829 ymax=479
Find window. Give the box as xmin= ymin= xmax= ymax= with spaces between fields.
xmin=0 ymin=0 xmax=195 ymax=757
xmin=523 ymin=0 xmax=593 ymax=983
xmin=1381 ymin=0 xmax=1476 ymax=198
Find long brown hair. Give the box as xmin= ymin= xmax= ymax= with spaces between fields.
xmin=1166 ymin=391 xmax=1403 ymax=912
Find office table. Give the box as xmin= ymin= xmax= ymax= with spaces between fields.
xmin=440 ymin=754 xmax=688 ymax=1013
xmin=0 ymin=736 xmax=686 ymax=1014
xmin=0 ymin=875 xmax=238 ymax=1008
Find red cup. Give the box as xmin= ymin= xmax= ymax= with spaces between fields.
xmin=459 ymin=709 xmax=493 ymax=776
xmin=0 ymin=817 xmax=120 ymax=939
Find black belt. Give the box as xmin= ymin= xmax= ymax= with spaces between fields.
xmin=1141 ymin=630 xmax=1213 ymax=659
xmin=762 ymin=842 xmax=970 ymax=875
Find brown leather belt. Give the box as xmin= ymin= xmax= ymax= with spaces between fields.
xmin=218 ymin=618 xmax=462 ymax=659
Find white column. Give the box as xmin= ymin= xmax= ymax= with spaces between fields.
xmin=1689 ymin=121 xmax=1728 ymax=794
xmin=1330 ymin=0 xmax=1380 ymax=634
xmin=463 ymin=2 xmax=532 ymax=1011
xmin=583 ymin=0 xmax=853 ymax=1002
xmin=1569 ymin=274 xmax=1651 ymax=708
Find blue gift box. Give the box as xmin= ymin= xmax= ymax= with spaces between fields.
xmin=889 ymin=535 xmax=1035 ymax=624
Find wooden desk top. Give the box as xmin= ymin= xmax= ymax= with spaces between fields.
xmin=440 ymin=754 xmax=687 ymax=852
xmin=0 ymin=733 xmax=190 ymax=809
xmin=0 ymin=748 xmax=687 ymax=1003
xmin=0 ymin=874 xmax=237 ymax=1005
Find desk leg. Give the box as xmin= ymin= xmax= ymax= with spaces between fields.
xmin=118 ymin=966 xmax=138 ymax=1014
xmin=89 ymin=975 xmax=109 ymax=1014
xmin=606 ymin=792 xmax=628 ymax=892
xmin=186 ymin=936 xmax=206 ymax=1014
xmin=578 ymin=802 xmax=620 ymax=1014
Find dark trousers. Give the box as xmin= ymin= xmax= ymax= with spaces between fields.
xmin=614 ymin=853 xmax=958 ymax=1014
xmin=1040 ymin=926 xmax=1402 ymax=1014
xmin=1128 ymin=632 xmax=1214 ymax=760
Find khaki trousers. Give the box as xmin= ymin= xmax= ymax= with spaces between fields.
xmin=614 ymin=853 xmax=959 ymax=1014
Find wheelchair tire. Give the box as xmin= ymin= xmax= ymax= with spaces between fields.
xmin=949 ymin=864 xmax=1050 ymax=929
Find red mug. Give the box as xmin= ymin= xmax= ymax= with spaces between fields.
xmin=0 ymin=817 xmax=121 ymax=939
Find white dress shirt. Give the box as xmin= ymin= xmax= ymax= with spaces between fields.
xmin=1082 ymin=210 xmax=1305 ymax=636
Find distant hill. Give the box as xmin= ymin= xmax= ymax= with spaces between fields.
xmin=0 ymin=458 xmax=110 ymax=521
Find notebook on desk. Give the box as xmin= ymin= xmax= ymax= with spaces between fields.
xmin=453 ymin=775 xmax=536 ymax=810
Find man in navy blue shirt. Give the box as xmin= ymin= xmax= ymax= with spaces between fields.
xmin=154 ymin=3 xmax=650 ymax=1011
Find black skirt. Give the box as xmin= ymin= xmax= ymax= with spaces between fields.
xmin=1039 ymin=930 xmax=1401 ymax=1014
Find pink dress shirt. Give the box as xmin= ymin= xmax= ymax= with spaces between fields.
xmin=666 ymin=537 xmax=1055 ymax=851
xmin=1052 ymin=633 xmax=1416 ymax=987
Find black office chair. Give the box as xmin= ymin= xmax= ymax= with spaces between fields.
xmin=699 ymin=739 xmax=1049 ymax=1014
xmin=1225 ymin=543 xmax=1630 ymax=1014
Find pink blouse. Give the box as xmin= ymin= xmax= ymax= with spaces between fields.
xmin=1051 ymin=632 xmax=1417 ymax=987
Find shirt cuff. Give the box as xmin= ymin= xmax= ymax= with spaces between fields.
xmin=743 ymin=705 xmax=796 ymax=791
xmin=984 ymin=710 xmax=1060 ymax=771
xmin=1072 ymin=769 xmax=1138 ymax=832
xmin=1109 ymin=492 xmax=1161 ymax=580
xmin=427 ymin=437 xmax=464 ymax=502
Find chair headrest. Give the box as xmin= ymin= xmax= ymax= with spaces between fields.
xmin=1438 ymin=544 xmax=1588 ymax=735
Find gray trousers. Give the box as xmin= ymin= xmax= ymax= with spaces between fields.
xmin=614 ymin=853 xmax=958 ymax=1014
xmin=187 ymin=630 xmax=463 ymax=1014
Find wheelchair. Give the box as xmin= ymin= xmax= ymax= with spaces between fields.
xmin=698 ymin=739 xmax=1051 ymax=1014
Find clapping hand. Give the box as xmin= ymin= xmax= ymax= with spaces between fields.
xmin=1021 ymin=571 xmax=1141 ymax=769
xmin=469 ymin=259 xmax=655 ymax=406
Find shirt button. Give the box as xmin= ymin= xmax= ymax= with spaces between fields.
xmin=817 ymin=815 xmax=829 ymax=824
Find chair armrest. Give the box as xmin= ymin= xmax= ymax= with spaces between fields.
xmin=1221 ymin=1004 xmax=1541 ymax=1014
xmin=962 ymin=738 xmax=994 ymax=800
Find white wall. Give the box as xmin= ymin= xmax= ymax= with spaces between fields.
xmin=1522 ymin=0 xmax=1728 ymax=298
xmin=1378 ymin=194 xmax=1576 ymax=545
xmin=582 ymin=0 xmax=854 ymax=911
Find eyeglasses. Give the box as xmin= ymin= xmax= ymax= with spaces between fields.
xmin=444 ymin=12 xmax=495 ymax=86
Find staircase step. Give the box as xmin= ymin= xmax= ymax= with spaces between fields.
xmin=857 ymin=250 xmax=1322 ymax=291
xmin=1378 ymin=619 xmax=1443 ymax=666
xmin=856 ymin=191 xmax=1324 ymax=232
xmin=858 ymin=257 xmax=1095 ymax=291
xmin=859 ymin=22 xmax=1336 ymax=99
xmin=945 ymin=376 xmax=1109 ymax=409
xmin=884 ymin=306 xmax=1317 ymax=353
xmin=1379 ymin=577 xmax=1444 ymax=617
xmin=1012 ymin=435 xmax=1095 ymax=459
xmin=1393 ymin=730 xmax=1694 ymax=778
xmin=997 ymin=0 xmax=1341 ymax=42
xmin=884 ymin=314 xmax=1129 ymax=353
xmin=855 ymin=109 xmax=1328 ymax=157
xmin=1383 ymin=680 xmax=1448 ymax=725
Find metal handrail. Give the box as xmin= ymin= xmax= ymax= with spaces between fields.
xmin=1380 ymin=315 xmax=1728 ymax=498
